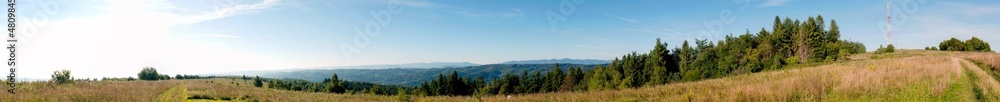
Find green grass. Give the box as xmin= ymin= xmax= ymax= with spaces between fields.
xmin=157 ymin=83 xmax=188 ymax=102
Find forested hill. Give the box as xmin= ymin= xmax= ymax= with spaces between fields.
xmin=256 ymin=15 xmax=871 ymax=96
xmin=251 ymin=63 xmax=601 ymax=86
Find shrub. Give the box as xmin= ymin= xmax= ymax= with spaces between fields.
xmin=51 ymin=69 xmax=73 ymax=84
xmin=138 ymin=67 xmax=160 ymax=80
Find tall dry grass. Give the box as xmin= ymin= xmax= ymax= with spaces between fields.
xmin=0 ymin=80 xmax=180 ymax=101
xmin=957 ymin=52 xmax=1000 ymax=101
xmin=183 ymin=78 xmax=396 ymax=101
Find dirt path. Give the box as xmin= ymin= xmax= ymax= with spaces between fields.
xmin=157 ymin=82 xmax=188 ymax=102
xmin=955 ymin=58 xmax=1000 ymax=101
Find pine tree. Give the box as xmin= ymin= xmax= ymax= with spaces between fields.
xmin=253 ymin=76 xmax=263 ymax=87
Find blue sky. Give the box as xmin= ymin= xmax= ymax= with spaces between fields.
xmin=11 ymin=0 xmax=1000 ymax=78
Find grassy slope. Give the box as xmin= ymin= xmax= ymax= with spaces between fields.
xmin=419 ymin=50 xmax=999 ymax=101
xmin=3 ymin=50 xmax=1000 ymax=102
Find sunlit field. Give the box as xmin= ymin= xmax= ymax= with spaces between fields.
xmin=4 ymin=50 xmax=998 ymax=101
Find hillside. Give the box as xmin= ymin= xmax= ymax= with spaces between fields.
xmin=5 ymin=50 xmax=1000 ymax=101
xmin=238 ymin=63 xmax=602 ymax=86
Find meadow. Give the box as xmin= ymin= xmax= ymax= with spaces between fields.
xmin=2 ymin=50 xmax=999 ymax=102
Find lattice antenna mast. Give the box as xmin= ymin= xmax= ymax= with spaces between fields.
xmin=886 ymin=0 xmax=892 ymax=45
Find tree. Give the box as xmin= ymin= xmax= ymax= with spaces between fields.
xmin=940 ymin=38 xmax=965 ymax=51
xmin=560 ymin=67 xmax=581 ymax=91
xmin=396 ymin=87 xmax=411 ymax=102
xmin=886 ymin=44 xmax=895 ymax=52
xmin=158 ymin=74 xmax=171 ymax=80
xmin=939 ymin=37 xmax=992 ymax=52
xmin=966 ymin=37 xmax=992 ymax=52
xmin=138 ymin=67 xmax=160 ymax=80
xmin=325 ymin=74 xmax=346 ymax=93
xmin=541 ymin=64 xmax=564 ymax=92
xmin=368 ymin=84 xmax=383 ymax=95
xmin=175 ymin=74 xmax=184 ymax=79
xmin=253 ymin=76 xmax=263 ymax=87
xmin=52 ymin=69 xmax=73 ymax=84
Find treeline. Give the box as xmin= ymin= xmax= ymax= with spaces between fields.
xmin=936 ymin=37 xmax=992 ymax=52
xmin=102 ymin=67 xmax=249 ymax=81
xmin=257 ymin=74 xmax=408 ymax=95
xmin=876 ymin=44 xmax=895 ymax=54
xmin=393 ymin=15 xmax=867 ymax=96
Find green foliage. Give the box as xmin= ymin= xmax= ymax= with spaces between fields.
xmin=324 ymin=74 xmax=347 ymax=93
xmin=261 ymin=63 xmax=600 ymax=86
xmin=396 ymin=87 xmax=411 ymax=102
xmin=966 ymin=37 xmax=991 ymax=52
xmin=158 ymin=74 xmax=171 ymax=80
xmin=138 ymin=67 xmax=159 ymax=81
xmin=941 ymin=38 xmax=967 ymax=51
xmin=939 ymin=37 xmax=991 ymax=52
xmin=51 ymin=69 xmax=73 ymax=84
xmin=253 ymin=76 xmax=263 ymax=87
xmin=175 ymin=74 xmax=184 ymax=79
xmin=936 ymin=37 xmax=993 ymax=52
xmin=260 ymin=15 xmax=867 ymax=98
xmin=876 ymin=44 xmax=895 ymax=53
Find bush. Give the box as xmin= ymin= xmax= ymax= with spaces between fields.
xmin=51 ymin=69 xmax=73 ymax=84
xmin=875 ymin=44 xmax=895 ymax=54
xmin=396 ymin=87 xmax=411 ymax=102
xmin=940 ymin=37 xmax=992 ymax=52
xmin=138 ymin=67 xmax=160 ymax=80
xmin=253 ymin=76 xmax=264 ymax=87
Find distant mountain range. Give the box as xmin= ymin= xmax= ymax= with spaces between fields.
xmin=306 ymin=62 xmax=481 ymax=69
xmin=213 ymin=58 xmax=609 ymax=86
xmin=500 ymin=58 xmax=611 ymax=64
xmin=233 ymin=63 xmax=600 ymax=86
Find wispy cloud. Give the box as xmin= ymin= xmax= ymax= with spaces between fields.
xmin=603 ymin=12 xmax=638 ymax=23
xmin=182 ymin=0 xmax=281 ymax=24
xmin=398 ymin=0 xmax=436 ymax=8
xmin=455 ymin=9 xmax=524 ymax=19
xmin=759 ymin=0 xmax=792 ymax=7
xmin=194 ymin=34 xmax=249 ymax=39
xmin=574 ymin=44 xmax=606 ymax=49
xmin=942 ymin=2 xmax=1000 ymax=17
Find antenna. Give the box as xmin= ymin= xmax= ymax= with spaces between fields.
xmin=886 ymin=0 xmax=892 ymax=45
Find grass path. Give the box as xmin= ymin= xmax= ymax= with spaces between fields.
xmin=157 ymin=82 xmax=188 ymax=102
xmin=958 ymin=58 xmax=1000 ymax=101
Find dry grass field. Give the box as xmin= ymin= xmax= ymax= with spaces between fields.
xmin=2 ymin=50 xmax=999 ymax=102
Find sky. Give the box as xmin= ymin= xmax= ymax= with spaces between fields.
xmin=9 ymin=0 xmax=1000 ymax=79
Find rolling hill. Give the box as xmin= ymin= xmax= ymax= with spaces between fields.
xmin=7 ymin=50 xmax=1000 ymax=101
xmin=235 ymin=63 xmax=602 ymax=86
xmin=214 ymin=59 xmax=609 ymax=86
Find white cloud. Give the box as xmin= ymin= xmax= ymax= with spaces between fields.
xmin=181 ymin=0 xmax=280 ymax=24
xmin=194 ymin=34 xmax=249 ymax=39
xmin=398 ymin=0 xmax=436 ymax=8
xmin=451 ymin=8 xmax=525 ymax=19
xmin=603 ymin=12 xmax=638 ymax=23
xmin=759 ymin=0 xmax=792 ymax=7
